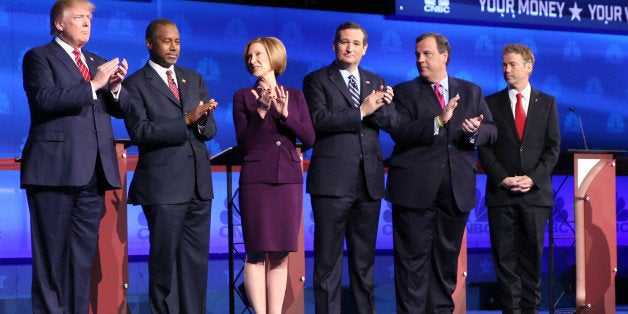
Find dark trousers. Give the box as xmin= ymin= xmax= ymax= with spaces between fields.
xmin=488 ymin=200 xmax=551 ymax=314
xmin=311 ymin=170 xmax=381 ymax=314
xmin=27 ymin=172 xmax=105 ymax=314
xmin=143 ymin=197 xmax=211 ymax=314
xmin=392 ymin=171 xmax=469 ymax=314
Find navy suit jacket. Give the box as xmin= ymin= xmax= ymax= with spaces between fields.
xmin=21 ymin=40 xmax=129 ymax=189
xmin=303 ymin=63 xmax=399 ymax=199
xmin=386 ymin=76 xmax=497 ymax=212
xmin=233 ymin=86 xmax=315 ymax=185
xmin=123 ymin=63 xmax=216 ymax=205
xmin=478 ymin=87 xmax=560 ymax=207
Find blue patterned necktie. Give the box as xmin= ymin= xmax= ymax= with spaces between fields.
xmin=348 ymin=75 xmax=360 ymax=107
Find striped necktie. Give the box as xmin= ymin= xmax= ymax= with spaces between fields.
xmin=348 ymin=75 xmax=360 ymax=107
xmin=72 ymin=49 xmax=91 ymax=82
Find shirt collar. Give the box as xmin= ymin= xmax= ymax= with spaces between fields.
xmin=55 ymin=37 xmax=79 ymax=56
xmin=432 ymin=75 xmax=449 ymax=91
xmin=339 ymin=68 xmax=360 ymax=85
xmin=508 ymin=83 xmax=531 ymax=100
xmin=148 ymin=59 xmax=175 ymax=76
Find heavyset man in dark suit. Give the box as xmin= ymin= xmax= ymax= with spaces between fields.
xmin=123 ymin=18 xmax=217 ymax=313
xmin=386 ymin=32 xmax=497 ymax=313
xmin=20 ymin=0 xmax=129 ymax=312
xmin=478 ymin=44 xmax=560 ymax=314
xmin=303 ymin=22 xmax=398 ymax=314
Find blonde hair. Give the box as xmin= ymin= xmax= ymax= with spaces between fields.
xmin=502 ymin=43 xmax=535 ymax=65
xmin=49 ymin=0 xmax=95 ymax=36
xmin=243 ymin=37 xmax=287 ymax=77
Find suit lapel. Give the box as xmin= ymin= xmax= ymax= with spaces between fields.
xmin=144 ymin=64 xmax=182 ymax=108
xmin=358 ymin=69 xmax=374 ymax=102
xmin=174 ymin=67 xmax=191 ymax=109
xmin=526 ymin=88 xmax=542 ymax=121
xmin=495 ymin=89 xmax=520 ymax=140
xmin=523 ymin=88 xmax=542 ymax=139
xmin=82 ymin=50 xmax=99 ymax=81
xmin=327 ymin=65 xmax=356 ymax=108
xmin=49 ymin=41 xmax=86 ymax=83
xmin=419 ymin=77 xmax=442 ymax=112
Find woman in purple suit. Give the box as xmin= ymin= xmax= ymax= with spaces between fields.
xmin=233 ymin=37 xmax=315 ymax=314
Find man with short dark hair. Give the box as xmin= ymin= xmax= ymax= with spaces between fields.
xmin=303 ymin=21 xmax=398 ymax=314
xmin=386 ymin=32 xmax=497 ymax=313
xmin=123 ymin=18 xmax=217 ymax=313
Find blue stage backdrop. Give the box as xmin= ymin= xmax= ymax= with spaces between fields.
xmin=0 ymin=0 xmax=626 ymax=257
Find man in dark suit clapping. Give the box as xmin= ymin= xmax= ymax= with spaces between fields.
xmin=21 ymin=0 xmax=129 ymax=312
xmin=123 ymin=18 xmax=217 ymax=313
xmin=386 ymin=32 xmax=497 ymax=313
xmin=478 ymin=43 xmax=560 ymax=314
xmin=303 ymin=21 xmax=398 ymax=314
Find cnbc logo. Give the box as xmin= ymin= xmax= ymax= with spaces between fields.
xmin=424 ymin=0 xmax=450 ymax=13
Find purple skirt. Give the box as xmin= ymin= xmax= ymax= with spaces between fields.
xmin=238 ymin=183 xmax=302 ymax=252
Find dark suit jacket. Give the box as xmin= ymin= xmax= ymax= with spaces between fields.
xmin=123 ymin=63 xmax=216 ymax=205
xmin=21 ymin=40 xmax=129 ymax=189
xmin=386 ymin=76 xmax=497 ymax=212
xmin=233 ymin=86 xmax=315 ymax=185
xmin=303 ymin=63 xmax=398 ymax=199
xmin=478 ymin=87 xmax=560 ymax=207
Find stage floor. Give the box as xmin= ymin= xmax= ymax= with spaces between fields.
xmin=1 ymin=251 xmax=627 ymax=313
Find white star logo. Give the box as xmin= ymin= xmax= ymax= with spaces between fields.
xmin=569 ymin=2 xmax=583 ymax=21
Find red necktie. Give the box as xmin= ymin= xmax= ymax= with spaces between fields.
xmin=434 ymin=82 xmax=445 ymax=109
xmin=166 ymin=70 xmax=180 ymax=102
xmin=515 ymin=93 xmax=526 ymax=140
xmin=72 ymin=49 xmax=91 ymax=82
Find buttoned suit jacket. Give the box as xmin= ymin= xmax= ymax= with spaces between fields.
xmin=21 ymin=40 xmax=129 ymax=189
xmin=478 ymin=87 xmax=560 ymax=207
xmin=386 ymin=76 xmax=497 ymax=212
xmin=303 ymin=63 xmax=399 ymax=199
xmin=123 ymin=63 xmax=216 ymax=205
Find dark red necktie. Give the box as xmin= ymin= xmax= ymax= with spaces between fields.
xmin=515 ymin=93 xmax=526 ymax=140
xmin=434 ymin=82 xmax=445 ymax=109
xmin=166 ymin=70 xmax=180 ymax=102
xmin=72 ymin=48 xmax=91 ymax=82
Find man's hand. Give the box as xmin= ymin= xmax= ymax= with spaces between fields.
xmin=501 ymin=175 xmax=534 ymax=193
xmin=438 ymin=94 xmax=460 ymax=124
xmin=91 ymin=58 xmax=120 ymax=91
xmin=462 ymin=114 xmax=483 ymax=134
xmin=360 ymin=84 xmax=394 ymax=117
xmin=108 ymin=58 xmax=128 ymax=93
xmin=185 ymin=99 xmax=217 ymax=125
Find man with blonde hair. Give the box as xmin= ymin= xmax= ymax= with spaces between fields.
xmin=479 ymin=43 xmax=560 ymax=314
xmin=21 ymin=0 xmax=129 ymax=312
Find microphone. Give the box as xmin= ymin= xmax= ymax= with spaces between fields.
xmin=569 ymin=107 xmax=589 ymax=150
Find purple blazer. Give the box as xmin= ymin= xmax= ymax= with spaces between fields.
xmin=232 ymin=86 xmax=315 ymax=185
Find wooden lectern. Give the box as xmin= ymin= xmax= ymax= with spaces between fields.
xmin=89 ymin=140 xmax=132 ymax=313
xmin=453 ymin=230 xmax=468 ymax=314
xmin=571 ymin=150 xmax=624 ymax=313
xmin=211 ymin=146 xmax=306 ymax=314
